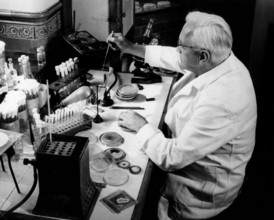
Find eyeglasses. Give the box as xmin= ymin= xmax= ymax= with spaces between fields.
xmin=177 ymin=40 xmax=211 ymax=57
xmin=177 ymin=40 xmax=201 ymax=51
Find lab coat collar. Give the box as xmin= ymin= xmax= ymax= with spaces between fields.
xmin=169 ymin=70 xmax=196 ymax=101
xmin=190 ymin=52 xmax=236 ymax=92
xmin=169 ymin=52 xmax=236 ymax=101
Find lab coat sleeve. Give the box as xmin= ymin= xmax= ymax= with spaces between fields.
xmin=135 ymin=101 xmax=235 ymax=171
xmin=135 ymin=123 xmax=161 ymax=149
xmin=145 ymin=45 xmax=184 ymax=73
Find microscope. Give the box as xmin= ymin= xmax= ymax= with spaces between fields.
xmin=131 ymin=18 xmax=162 ymax=84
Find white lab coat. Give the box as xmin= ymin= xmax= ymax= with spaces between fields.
xmin=135 ymin=46 xmax=257 ymax=219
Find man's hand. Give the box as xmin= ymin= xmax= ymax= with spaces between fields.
xmin=107 ymin=32 xmax=146 ymax=58
xmin=107 ymin=32 xmax=131 ymax=52
xmin=117 ymin=110 xmax=148 ymax=132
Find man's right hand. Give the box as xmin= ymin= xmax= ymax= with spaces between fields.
xmin=106 ymin=32 xmax=146 ymax=59
xmin=107 ymin=32 xmax=129 ymax=52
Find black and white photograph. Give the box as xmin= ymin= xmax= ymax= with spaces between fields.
xmin=0 ymin=0 xmax=272 ymax=220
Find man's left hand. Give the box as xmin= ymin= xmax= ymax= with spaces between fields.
xmin=117 ymin=110 xmax=148 ymax=132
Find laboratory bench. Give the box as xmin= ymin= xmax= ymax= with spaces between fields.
xmin=0 ymin=70 xmax=176 ymax=220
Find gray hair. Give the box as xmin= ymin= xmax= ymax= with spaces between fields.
xmin=184 ymin=11 xmax=233 ymax=63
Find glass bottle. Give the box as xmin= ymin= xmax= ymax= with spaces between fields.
xmin=37 ymin=47 xmax=44 ymax=70
xmin=5 ymin=62 xmax=14 ymax=90
xmin=40 ymin=46 xmax=46 ymax=65
xmin=8 ymin=58 xmax=18 ymax=88
xmin=20 ymin=55 xmax=34 ymax=79
xmin=26 ymin=56 xmax=34 ymax=79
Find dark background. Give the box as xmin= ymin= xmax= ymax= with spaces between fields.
xmin=1 ymin=0 xmax=272 ymax=219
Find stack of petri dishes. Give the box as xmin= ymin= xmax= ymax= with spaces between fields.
xmin=116 ymin=84 xmax=139 ymax=101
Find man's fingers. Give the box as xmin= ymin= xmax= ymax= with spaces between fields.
xmin=118 ymin=111 xmax=127 ymax=121
xmin=118 ymin=120 xmax=123 ymax=127
xmin=112 ymin=32 xmax=122 ymax=38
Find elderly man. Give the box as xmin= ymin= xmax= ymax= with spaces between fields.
xmin=108 ymin=11 xmax=257 ymax=220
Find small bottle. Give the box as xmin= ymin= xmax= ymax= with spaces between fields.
xmin=26 ymin=56 xmax=34 ymax=78
xmin=8 ymin=58 xmax=18 ymax=87
xmin=18 ymin=56 xmax=23 ymax=76
xmin=21 ymin=58 xmax=28 ymax=79
xmin=37 ymin=47 xmax=43 ymax=70
xmin=5 ymin=62 xmax=15 ymax=90
xmin=22 ymin=56 xmax=34 ymax=79
xmin=40 ymin=46 xmax=46 ymax=65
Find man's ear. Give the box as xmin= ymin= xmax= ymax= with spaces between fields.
xmin=199 ymin=49 xmax=210 ymax=62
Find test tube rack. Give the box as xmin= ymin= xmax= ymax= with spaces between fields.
xmin=49 ymin=72 xmax=86 ymax=101
xmin=49 ymin=57 xmax=87 ymax=105
xmin=50 ymin=113 xmax=93 ymax=136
